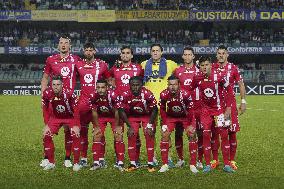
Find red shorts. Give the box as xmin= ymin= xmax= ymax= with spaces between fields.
xmin=79 ymin=110 xmax=93 ymax=126
xmin=47 ymin=118 xmax=78 ymax=135
xmin=164 ymin=117 xmax=195 ymax=134
xmin=128 ymin=116 xmax=155 ymax=134
xmin=94 ymin=117 xmax=116 ymax=135
xmin=229 ymin=101 xmax=240 ymax=132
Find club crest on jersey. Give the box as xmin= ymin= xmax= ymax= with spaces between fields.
xmin=56 ymin=105 xmax=65 ymax=113
xmin=133 ymin=106 xmax=143 ymax=113
xmin=100 ymin=106 xmax=109 ymax=112
xmin=172 ymin=106 xmax=182 ymax=112
xmin=184 ymin=79 xmax=192 ymax=86
xmin=61 ymin=67 xmax=70 ymax=77
xmin=84 ymin=74 xmax=93 ymax=83
xmin=204 ymin=88 xmax=214 ymax=98
xmin=121 ymin=74 xmax=130 ymax=84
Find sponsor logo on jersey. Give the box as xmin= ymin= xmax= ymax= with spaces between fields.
xmin=61 ymin=67 xmax=70 ymax=77
xmin=84 ymin=74 xmax=93 ymax=83
xmin=172 ymin=106 xmax=182 ymax=112
xmin=121 ymin=74 xmax=131 ymax=84
xmin=204 ymin=88 xmax=214 ymax=98
xmin=56 ymin=105 xmax=66 ymax=113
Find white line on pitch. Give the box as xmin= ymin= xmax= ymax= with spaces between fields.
xmin=246 ymin=107 xmax=279 ymax=112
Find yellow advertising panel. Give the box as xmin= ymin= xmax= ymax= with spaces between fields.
xmin=116 ymin=10 xmax=189 ymax=21
xmin=31 ymin=10 xmax=115 ymax=22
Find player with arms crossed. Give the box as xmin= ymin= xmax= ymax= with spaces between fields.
xmin=76 ymin=42 xmax=111 ymax=167
xmin=191 ymin=56 xmax=235 ymax=173
xmin=210 ymin=45 xmax=246 ymax=170
xmin=88 ymin=79 xmax=125 ymax=171
xmin=41 ymin=75 xmax=81 ymax=171
xmin=40 ymin=35 xmax=81 ymax=168
xmin=118 ymin=76 xmax=158 ymax=172
xmin=159 ymin=75 xmax=198 ymax=173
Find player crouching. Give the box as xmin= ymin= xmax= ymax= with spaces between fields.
xmin=41 ymin=75 xmax=81 ymax=171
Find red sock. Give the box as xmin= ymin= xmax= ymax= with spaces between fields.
xmin=175 ymin=132 xmax=184 ymax=160
xmin=43 ymin=135 xmax=55 ymax=163
xmin=203 ymin=130 xmax=211 ymax=165
xmin=197 ymin=133 xmax=203 ymax=162
xmin=145 ymin=133 xmax=155 ymax=163
xmin=211 ymin=128 xmax=220 ymax=161
xmin=71 ymin=133 xmax=81 ymax=164
xmin=115 ymin=141 xmax=125 ymax=162
xmin=189 ymin=140 xmax=197 ymax=165
xmin=135 ymin=134 xmax=141 ymax=161
xmin=218 ymin=128 xmax=230 ymax=166
xmin=101 ymin=136 xmax=106 ymax=159
xmin=92 ymin=141 xmax=101 ymax=162
xmin=80 ymin=125 xmax=89 ymax=158
xmin=229 ymin=132 xmax=237 ymax=161
xmin=128 ymin=134 xmax=137 ymax=162
xmin=160 ymin=141 xmax=169 ymax=165
xmin=64 ymin=128 xmax=72 ymax=158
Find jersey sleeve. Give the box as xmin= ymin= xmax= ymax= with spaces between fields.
xmin=41 ymin=90 xmax=50 ymax=125
xmin=43 ymin=56 xmax=52 ymax=75
xmin=232 ymin=65 xmax=243 ymax=83
xmin=145 ymin=89 xmax=157 ymax=111
xmin=159 ymin=91 xmax=168 ymax=125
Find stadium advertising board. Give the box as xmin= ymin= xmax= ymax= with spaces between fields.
xmin=1 ymin=83 xmax=284 ymax=95
xmin=4 ymin=46 xmax=284 ymax=55
xmin=189 ymin=10 xmax=284 ymax=21
xmin=0 ymin=10 xmax=31 ymax=20
xmin=116 ymin=10 xmax=188 ymax=21
xmin=31 ymin=10 xmax=115 ymax=22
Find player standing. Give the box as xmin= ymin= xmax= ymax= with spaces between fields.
xmin=173 ymin=47 xmax=203 ymax=169
xmin=191 ymin=56 xmax=235 ymax=173
xmin=76 ymin=43 xmax=111 ymax=167
xmin=211 ymin=45 xmax=246 ymax=170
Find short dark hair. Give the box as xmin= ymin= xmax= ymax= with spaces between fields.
xmin=199 ymin=56 xmax=211 ymax=63
xmin=84 ymin=42 xmax=95 ymax=49
xmin=52 ymin=75 xmax=63 ymax=82
xmin=217 ymin=45 xmax=228 ymax=51
xmin=58 ymin=34 xmax=71 ymax=43
xmin=129 ymin=76 xmax=143 ymax=84
xmin=183 ymin=46 xmax=195 ymax=54
xmin=96 ymin=79 xmax=107 ymax=85
xmin=150 ymin=43 xmax=163 ymax=52
xmin=167 ymin=75 xmax=179 ymax=82
xmin=121 ymin=45 xmax=133 ymax=55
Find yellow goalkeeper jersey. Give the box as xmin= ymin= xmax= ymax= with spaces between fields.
xmin=141 ymin=59 xmax=177 ymax=101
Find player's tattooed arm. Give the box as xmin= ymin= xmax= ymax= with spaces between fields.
xmin=118 ymin=108 xmax=134 ymax=137
xmin=149 ymin=106 xmax=158 ymax=125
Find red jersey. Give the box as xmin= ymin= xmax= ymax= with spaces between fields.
xmin=42 ymin=88 xmax=79 ymax=125
xmin=89 ymin=90 xmax=119 ymax=118
xmin=192 ymin=70 xmax=233 ymax=115
xmin=109 ymin=63 xmax=144 ymax=93
xmin=117 ymin=87 xmax=157 ymax=117
xmin=173 ymin=64 xmax=201 ymax=109
xmin=77 ymin=58 xmax=110 ymax=98
xmin=43 ymin=54 xmax=81 ymax=92
xmin=159 ymin=89 xmax=193 ymax=124
xmin=212 ymin=62 xmax=243 ymax=97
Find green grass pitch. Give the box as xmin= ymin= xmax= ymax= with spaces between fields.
xmin=0 ymin=95 xmax=283 ymax=189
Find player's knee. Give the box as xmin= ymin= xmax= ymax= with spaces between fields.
xmin=187 ymin=132 xmax=197 ymax=141
xmin=161 ymin=131 xmax=170 ymax=142
xmin=93 ymin=129 xmax=102 ymax=142
xmin=114 ymin=131 xmax=123 ymax=141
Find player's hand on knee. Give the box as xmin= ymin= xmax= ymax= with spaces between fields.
xmin=127 ymin=127 xmax=135 ymax=137
xmin=145 ymin=123 xmax=155 ymax=137
xmin=224 ymin=107 xmax=231 ymax=120
xmin=71 ymin=126 xmax=80 ymax=138
xmin=43 ymin=125 xmax=52 ymax=137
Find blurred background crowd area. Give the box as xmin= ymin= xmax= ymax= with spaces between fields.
xmin=1 ymin=0 xmax=284 ymax=10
